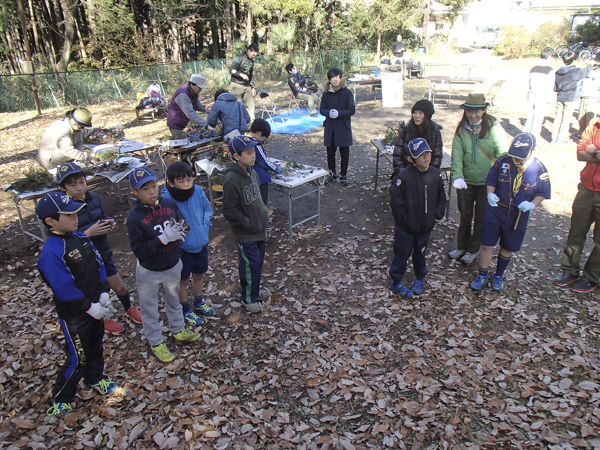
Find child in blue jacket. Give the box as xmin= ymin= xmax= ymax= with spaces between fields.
xmin=56 ymin=162 xmax=142 ymax=333
xmin=247 ymin=118 xmax=281 ymax=206
xmin=36 ymin=192 xmax=119 ymax=416
xmin=162 ymin=162 xmax=216 ymax=326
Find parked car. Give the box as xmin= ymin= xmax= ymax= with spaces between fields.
xmin=471 ymin=26 xmax=499 ymax=49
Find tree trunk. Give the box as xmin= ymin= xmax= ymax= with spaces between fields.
xmin=423 ymin=0 xmax=430 ymax=51
xmin=245 ymin=5 xmax=252 ymax=44
xmin=56 ymin=0 xmax=76 ymax=72
xmin=210 ymin=19 xmax=220 ymax=59
xmin=377 ymin=31 xmax=381 ymax=63
xmin=224 ymin=0 xmax=232 ymax=52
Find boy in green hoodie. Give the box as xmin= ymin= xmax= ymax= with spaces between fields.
xmin=222 ymin=136 xmax=270 ymax=313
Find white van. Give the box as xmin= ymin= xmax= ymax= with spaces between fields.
xmin=471 ymin=26 xmax=498 ymax=49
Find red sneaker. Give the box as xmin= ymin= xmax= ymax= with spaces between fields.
xmin=104 ymin=319 xmax=124 ymax=334
xmin=125 ymin=306 xmax=143 ymax=324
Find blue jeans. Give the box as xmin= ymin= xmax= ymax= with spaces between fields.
xmin=389 ymin=223 xmax=430 ymax=285
xmin=237 ymin=240 xmax=266 ymax=304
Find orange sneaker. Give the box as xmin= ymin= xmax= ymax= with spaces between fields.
xmin=125 ymin=306 xmax=142 ymax=324
xmin=104 ymin=319 xmax=124 ymax=333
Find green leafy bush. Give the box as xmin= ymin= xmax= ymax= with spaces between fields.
xmin=530 ymin=20 xmax=570 ymax=52
xmin=577 ymin=18 xmax=600 ymax=44
xmin=494 ymin=27 xmax=532 ymax=57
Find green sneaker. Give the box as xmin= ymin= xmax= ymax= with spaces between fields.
xmin=172 ymin=328 xmax=200 ymax=342
xmin=47 ymin=402 xmax=72 ymax=417
xmin=184 ymin=310 xmax=204 ymax=326
xmin=193 ymin=300 xmax=216 ymax=317
xmin=258 ymin=288 xmax=271 ymax=299
xmin=151 ymin=343 xmax=176 ymax=363
xmin=244 ymin=301 xmax=262 ymax=313
xmin=87 ymin=379 xmax=119 ymax=395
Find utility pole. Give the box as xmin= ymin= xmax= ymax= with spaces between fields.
xmin=17 ymin=0 xmax=41 ymax=115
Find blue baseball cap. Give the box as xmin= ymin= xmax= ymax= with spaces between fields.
xmin=129 ymin=167 xmax=157 ymax=190
xmin=228 ymin=135 xmax=257 ymax=155
xmin=36 ymin=192 xmax=85 ymax=218
xmin=508 ymin=132 xmax=536 ymax=159
xmin=407 ymin=138 xmax=432 ymax=159
xmin=56 ymin=162 xmax=83 ymax=184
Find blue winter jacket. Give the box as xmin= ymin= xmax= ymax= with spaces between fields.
xmin=207 ymin=93 xmax=251 ymax=135
xmin=253 ymin=142 xmax=280 ymax=185
xmin=161 ymin=185 xmax=212 ymax=253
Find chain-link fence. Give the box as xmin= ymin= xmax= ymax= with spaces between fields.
xmin=0 ymin=50 xmax=380 ymax=113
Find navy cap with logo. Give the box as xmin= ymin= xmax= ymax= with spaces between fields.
xmin=36 ymin=192 xmax=85 ymax=219
xmin=129 ymin=167 xmax=157 ymax=190
xmin=407 ymin=138 xmax=432 ymax=159
xmin=508 ymin=132 xmax=536 ymax=159
xmin=228 ymin=135 xmax=257 ymax=155
xmin=56 ymin=162 xmax=83 ymax=184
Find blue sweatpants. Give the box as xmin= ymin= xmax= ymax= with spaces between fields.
xmin=237 ymin=240 xmax=266 ymax=304
xmin=389 ymin=223 xmax=430 ymax=285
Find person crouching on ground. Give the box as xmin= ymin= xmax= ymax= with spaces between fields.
xmin=389 ymin=138 xmax=447 ymax=298
xmin=126 ymin=167 xmax=200 ymax=363
xmin=393 ymin=99 xmax=443 ymax=178
xmin=320 ymin=67 xmax=356 ymax=186
xmin=36 ymin=192 xmax=120 ymax=417
xmin=222 ymin=136 xmax=270 ymax=313
xmin=207 ymin=88 xmax=251 ymax=138
xmin=471 ymin=132 xmax=551 ymax=292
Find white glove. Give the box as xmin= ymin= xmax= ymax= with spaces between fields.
xmin=453 ymin=178 xmax=468 ymax=190
xmin=158 ymin=221 xmax=186 ymax=245
xmin=518 ymin=201 xmax=535 ymax=212
xmin=98 ymin=293 xmax=117 ymax=315
xmin=86 ymin=303 xmax=111 ymax=320
xmin=487 ymin=193 xmax=499 ymax=207
xmin=329 ymin=109 xmax=338 ymax=119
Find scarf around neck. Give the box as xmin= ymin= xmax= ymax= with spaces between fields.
xmin=166 ymin=184 xmax=194 ymax=202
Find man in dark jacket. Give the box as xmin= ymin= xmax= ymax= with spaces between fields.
xmin=320 ymin=67 xmax=356 ymax=186
xmin=389 ymin=138 xmax=447 ymax=298
xmin=207 ymin=89 xmax=251 ymax=136
xmin=551 ymin=51 xmax=592 ymax=145
xmin=230 ymin=43 xmax=259 ymax=121
xmin=286 ymin=63 xmax=321 ymax=117
xmin=167 ymin=74 xmax=210 ymax=139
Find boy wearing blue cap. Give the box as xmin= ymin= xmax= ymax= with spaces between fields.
xmin=471 ymin=132 xmax=551 ymax=291
xmin=222 ymin=136 xmax=270 ymax=313
xmin=56 ymin=162 xmax=142 ymax=334
xmin=389 ymin=138 xmax=447 ymax=298
xmin=36 ymin=192 xmax=119 ymax=417
xmin=127 ymin=167 xmax=200 ymax=363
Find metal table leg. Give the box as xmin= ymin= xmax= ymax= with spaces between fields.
xmin=288 ymin=187 xmax=293 ymax=243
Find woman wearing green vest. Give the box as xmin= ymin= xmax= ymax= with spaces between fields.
xmin=448 ymin=93 xmax=508 ymax=265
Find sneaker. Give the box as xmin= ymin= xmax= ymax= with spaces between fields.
xmin=491 ymin=276 xmax=504 ymax=291
xmin=87 ymin=379 xmax=119 ymax=395
xmin=391 ymin=282 xmax=413 ymax=298
xmin=125 ymin=306 xmax=142 ymax=324
xmin=324 ymin=174 xmax=338 ymax=185
xmin=340 ymin=176 xmax=349 ymax=186
xmin=193 ymin=301 xmax=216 ymax=317
xmin=471 ymin=275 xmax=489 ymax=290
xmin=411 ymin=279 xmax=423 ymax=296
xmin=448 ymin=249 xmax=466 ymax=260
xmin=104 ymin=319 xmax=124 ymax=334
xmin=553 ymin=271 xmax=580 ymax=286
xmin=172 ymin=328 xmax=200 ymax=342
xmin=184 ymin=310 xmax=205 ymax=326
xmin=258 ymin=288 xmax=271 ymax=299
xmin=265 ymin=238 xmax=273 ymax=245
xmin=571 ymin=278 xmax=598 ymax=293
xmin=310 ymin=113 xmax=318 ymax=118
xmin=151 ymin=343 xmax=176 ymax=363
xmin=47 ymin=402 xmax=72 ymax=417
xmin=244 ymin=301 xmax=262 ymax=313
xmin=460 ymin=251 xmax=479 ymax=265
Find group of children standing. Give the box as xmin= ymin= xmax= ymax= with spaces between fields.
xmin=36 ymin=129 xmax=274 ymax=416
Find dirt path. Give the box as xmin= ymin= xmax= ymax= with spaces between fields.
xmin=1 ymin=52 xmax=600 ymax=448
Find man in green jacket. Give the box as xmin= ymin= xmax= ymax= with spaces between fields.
xmin=230 ymin=43 xmax=259 ymax=121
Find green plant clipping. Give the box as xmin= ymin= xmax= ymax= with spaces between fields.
xmin=10 ymin=167 xmax=57 ymax=193
xmin=382 ymin=124 xmax=399 ymax=146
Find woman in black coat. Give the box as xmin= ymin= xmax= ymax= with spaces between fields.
xmin=393 ymin=99 xmax=443 ymax=178
xmin=320 ymin=67 xmax=356 ymax=186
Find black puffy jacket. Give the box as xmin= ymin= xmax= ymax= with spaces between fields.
xmin=393 ymin=119 xmax=443 ymax=176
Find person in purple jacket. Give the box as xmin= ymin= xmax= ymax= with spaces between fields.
xmin=167 ymin=74 xmax=210 ymax=139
